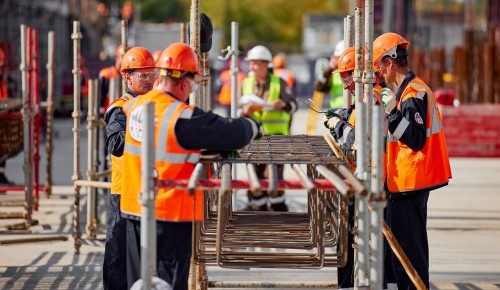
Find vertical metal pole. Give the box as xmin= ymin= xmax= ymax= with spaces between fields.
xmin=121 ymin=20 xmax=128 ymax=96
xmin=230 ymin=22 xmax=239 ymax=119
xmin=71 ymin=21 xmax=83 ymax=254
xmin=141 ymin=102 xmax=156 ymax=290
xmin=45 ymin=31 xmax=55 ymax=198
xmin=370 ymin=106 xmax=386 ymax=290
xmin=343 ymin=16 xmax=354 ymax=108
xmin=354 ymin=7 xmax=370 ymax=289
xmin=20 ymin=24 xmax=32 ymax=227
xmin=32 ymin=29 xmax=40 ymax=210
xmin=189 ymin=0 xmax=201 ymax=107
xmin=201 ymin=53 xmax=211 ymax=111
xmin=383 ymin=0 xmax=395 ymax=33
xmin=86 ymin=80 xmax=97 ymax=239
xmin=230 ymin=22 xmax=239 ymax=195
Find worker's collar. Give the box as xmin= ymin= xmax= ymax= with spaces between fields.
xmin=395 ymin=71 xmax=416 ymax=102
xmin=126 ymin=88 xmax=138 ymax=98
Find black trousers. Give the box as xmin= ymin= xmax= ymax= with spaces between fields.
xmin=337 ymin=197 xmax=355 ymax=287
xmin=385 ymin=190 xmax=430 ymax=289
xmin=247 ymin=163 xmax=287 ymax=211
xmin=126 ymin=219 xmax=192 ymax=290
xmin=103 ymin=194 xmax=127 ymax=290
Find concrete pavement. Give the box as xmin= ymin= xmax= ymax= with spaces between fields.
xmin=1 ymin=108 xmax=500 ymax=289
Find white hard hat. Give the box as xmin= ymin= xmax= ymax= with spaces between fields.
xmin=333 ymin=40 xmax=345 ymax=57
xmin=246 ymin=45 xmax=272 ymax=62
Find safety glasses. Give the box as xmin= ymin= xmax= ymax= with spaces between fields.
xmin=133 ymin=70 xmax=159 ymax=81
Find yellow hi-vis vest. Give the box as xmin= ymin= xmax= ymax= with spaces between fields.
xmin=242 ymin=74 xmax=291 ymax=135
xmin=386 ymin=78 xmax=452 ymax=193
xmin=121 ymin=90 xmax=203 ymax=221
xmin=105 ymin=93 xmax=134 ymax=195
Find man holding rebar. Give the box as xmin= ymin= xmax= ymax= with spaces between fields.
xmin=322 ymin=46 xmax=386 ymax=288
xmin=120 ymin=42 xmax=263 ymax=290
xmin=240 ymin=44 xmax=297 ymax=212
xmin=103 ymin=47 xmax=157 ymax=290
xmin=373 ymin=32 xmax=452 ymax=289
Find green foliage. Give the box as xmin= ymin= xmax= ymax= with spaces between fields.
xmin=131 ymin=0 xmax=348 ymax=52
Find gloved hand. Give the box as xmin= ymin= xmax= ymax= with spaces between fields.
xmin=323 ymin=114 xmax=341 ymax=130
xmin=325 ymin=108 xmax=342 ymax=119
xmin=382 ymin=87 xmax=397 ymax=114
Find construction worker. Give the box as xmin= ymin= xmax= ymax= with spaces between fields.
xmin=240 ymin=45 xmax=297 ymax=211
xmin=120 ymin=42 xmax=263 ymax=290
xmin=215 ymin=58 xmax=246 ymax=117
xmin=315 ymin=40 xmax=346 ymax=108
xmin=102 ymin=47 xmax=157 ymax=290
xmin=98 ymin=44 xmax=129 ymax=114
xmin=323 ymin=47 xmax=385 ymax=151
xmin=272 ymin=53 xmax=295 ymax=94
xmin=322 ymin=46 xmax=385 ymax=288
xmin=373 ymin=32 xmax=452 ymax=289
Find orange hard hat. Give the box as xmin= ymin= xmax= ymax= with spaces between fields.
xmin=337 ymin=47 xmax=355 ymax=73
xmin=120 ymin=47 xmax=156 ymax=72
xmin=157 ymin=43 xmax=200 ymax=77
xmin=373 ymin=33 xmax=410 ymax=64
xmin=152 ymin=50 xmax=162 ymax=64
xmin=115 ymin=44 xmax=131 ymax=59
xmin=272 ymin=53 xmax=287 ymax=69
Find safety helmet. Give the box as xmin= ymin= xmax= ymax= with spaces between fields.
xmin=120 ymin=47 xmax=156 ymax=72
xmin=246 ymin=45 xmax=272 ymax=62
xmin=157 ymin=42 xmax=200 ymax=77
xmin=373 ymin=33 xmax=410 ymax=64
xmin=152 ymin=50 xmax=162 ymax=64
xmin=337 ymin=47 xmax=355 ymax=73
xmin=272 ymin=53 xmax=287 ymax=68
xmin=333 ymin=40 xmax=345 ymax=57
xmin=115 ymin=44 xmax=131 ymax=59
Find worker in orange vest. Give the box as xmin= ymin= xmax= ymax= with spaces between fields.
xmin=272 ymin=52 xmax=295 ymax=94
xmin=98 ymin=44 xmax=130 ymax=115
xmin=373 ymin=32 xmax=452 ymax=289
xmin=215 ymin=58 xmax=246 ymax=117
xmin=120 ymin=42 xmax=263 ymax=290
xmin=102 ymin=47 xmax=157 ymax=290
xmin=323 ymin=47 xmax=385 ymax=151
xmin=322 ymin=46 xmax=386 ymax=288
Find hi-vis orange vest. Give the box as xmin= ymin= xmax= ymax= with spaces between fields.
xmin=217 ymin=69 xmax=246 ymax=106
xmin=386 ymin=78 xmax=451 ymax=193
xmin=99 ymin=66 xmax=119 ymax=110
xmin=273 ymin=68 xmax=295 ymax=91
xmin=105 ymin=93 xmax=134 ymax=195
xmin=121 ymin=89 xmax=203 ymax=221
xmin=347 ymin=85 xmax=383 ymax=127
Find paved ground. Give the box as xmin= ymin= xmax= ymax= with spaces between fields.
xmin=1 ymin=108 xmax=500 ymax=289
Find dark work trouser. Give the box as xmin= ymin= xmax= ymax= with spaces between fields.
xmin=337 ymin=196 xmax=354 ymax=288
xmin=126 ymin=219 xmax=192 ymax=290
xmin=247 ymin=163 xmax=288 ymax=211
xmin=385 ymin=190 xmax=430 ymax=290
xmin=103 ymin=194 xmax=127 ymax=290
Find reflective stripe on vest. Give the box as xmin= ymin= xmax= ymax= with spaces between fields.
xmin=107 ymin=93 xmax=134 ymax=194
xmin=121 ymin=90 xmax=203 ymax=221
xmin=242 ymin=74 xmax=291 ymax=135
xmin=386 ymin=78 xmax=451 ymax=193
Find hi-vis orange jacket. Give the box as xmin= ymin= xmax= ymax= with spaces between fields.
xmin=98 ymin=66 xmax=119 ymax=112
xmin=217 ymin=69 xmax=246 ymax=106
xmin=105 ymin=93 xmax=133 ymax=195
xmin=386 ymin=77 xmax=451 ymax=193
xmin=121 ymin=89 xmax=203 ymax=221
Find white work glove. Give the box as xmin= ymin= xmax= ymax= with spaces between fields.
xmin=382 ymin=87 xmax=397 ymax=114
xmin=323 ymin=114 xmax=341 ymax=130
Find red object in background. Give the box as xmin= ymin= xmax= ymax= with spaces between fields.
xmin=441 ymin=104 xmax=500 ymax=157
xmin=435 ymin=89 xmax=455 ymax=106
